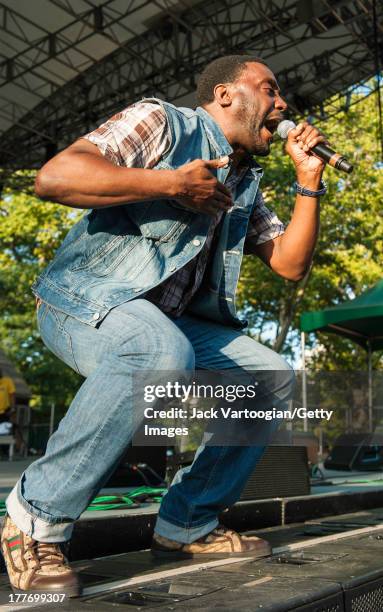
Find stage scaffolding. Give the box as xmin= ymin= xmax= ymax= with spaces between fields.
xmin=0 ymin=0 xmax=382 ymax=180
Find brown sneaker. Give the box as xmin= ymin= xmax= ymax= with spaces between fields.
xmin=151 ymin=525 xmax=272 ymax=559
xmin=1 ymin=515 xmax=80 ymax=595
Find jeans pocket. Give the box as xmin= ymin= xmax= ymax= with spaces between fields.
xmin=36 ymin=301 xmax=49 ymax=328
xmin=38 ymin=303 xmax=81 ymax=375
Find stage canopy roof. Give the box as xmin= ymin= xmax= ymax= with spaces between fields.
xmin=300 ymin=280 xmax=383 ymax=351
xmin=0 ymin=0 xmax=382 ymax=171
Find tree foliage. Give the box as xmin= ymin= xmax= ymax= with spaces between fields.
xmin=0 ymin=183 xmax=82 ymax=414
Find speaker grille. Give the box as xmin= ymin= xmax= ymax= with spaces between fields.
xmin=240 ymin=446 xmax=310 ymax=501
xmin=350 ymin=584 xmax=383 ymax=611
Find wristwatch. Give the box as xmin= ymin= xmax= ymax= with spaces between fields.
xmin=294 ymin=180 xmax=327 ymax=197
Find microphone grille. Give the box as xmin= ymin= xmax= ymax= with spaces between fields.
xmin=277 ymin=120 xmax=296 ymax=140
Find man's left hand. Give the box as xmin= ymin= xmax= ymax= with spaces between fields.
xmin=285 ymin=122 xmax=328 ymax=178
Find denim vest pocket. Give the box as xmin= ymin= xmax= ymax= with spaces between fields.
xmin=70 ymin=235 xmax=141 ymax=275
xmin=137 ymin=200 xmax=196 ymax=242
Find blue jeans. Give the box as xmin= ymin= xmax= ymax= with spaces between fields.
xmin=6 ymin=299 xmax=294 ymax=543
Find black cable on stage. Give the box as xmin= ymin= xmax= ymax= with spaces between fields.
xmin=373 ymin=0 xmax=383 ymax=162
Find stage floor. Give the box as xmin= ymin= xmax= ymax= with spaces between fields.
xmin=2 ymin=458 xmax=383 ymax=609
xmin=2 ymin=507 xmax=383 ymax=611
xmin=2 ymin=457 xmax=383 ymax=564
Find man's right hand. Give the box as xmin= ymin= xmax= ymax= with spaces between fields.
xmin=173 ymin=157 xmax=233 ymax=216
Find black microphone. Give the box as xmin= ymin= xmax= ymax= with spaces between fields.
xmin=277 ymin=120 xmax=353 ymax=174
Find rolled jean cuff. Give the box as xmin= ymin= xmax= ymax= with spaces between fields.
xmin=6 ymin=482 xmax=73 ymax=543
xmin=154 ymin=514 xmax=218 ymax=544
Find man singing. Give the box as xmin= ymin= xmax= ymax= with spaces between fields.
xmin=1 ymin=55 xmax=327 ymax=594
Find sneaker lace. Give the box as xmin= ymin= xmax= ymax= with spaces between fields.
xmin=25 ymin=540 xmax=66 ymax=568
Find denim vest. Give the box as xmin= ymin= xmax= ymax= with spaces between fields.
xmin=32 ymin=99 xmax=263 ymax=329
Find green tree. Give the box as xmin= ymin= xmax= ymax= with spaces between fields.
xmin=238 ymin=86 xmax=383 ymax=371
xmin=0 ymin=182 xmax=82 ymax=415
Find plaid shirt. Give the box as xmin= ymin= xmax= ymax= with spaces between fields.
xmin=84 ymin=102 xmax=285 ymax=316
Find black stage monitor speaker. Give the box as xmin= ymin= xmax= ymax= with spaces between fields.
xmin=240 ymin=445 xmax=310 ymax=501
xmin=167 ymin=446 xmax=310 ymax=501
xmin=324 ymin=433 xmax=383 ymax=471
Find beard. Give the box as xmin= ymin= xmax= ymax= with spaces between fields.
xmin=238 ymin=101 xmax=271 ymax=156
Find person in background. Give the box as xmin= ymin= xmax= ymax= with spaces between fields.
xmin=0 ymin=367 xmax=16 ymax=421
xmin=0 ymin=367 xmax=16 ymax=455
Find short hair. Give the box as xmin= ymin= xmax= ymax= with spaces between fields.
xmin=196 ymin=55 xmax=268 ymax=106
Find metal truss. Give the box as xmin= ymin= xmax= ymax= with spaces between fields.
xmin=0 ymin=0 xmax=153 ymax=124
xmin=0 ymin=0 xmax=382 ymax=171
xmin=0 ymin=1 xmax=153 ymax=90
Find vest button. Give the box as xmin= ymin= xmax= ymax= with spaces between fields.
xmin=92 ymin=312 xmax=100 ymax=321
xmin=133 ymin=288 xmax=142 ymax=293
xmin=169 ymin=266 xmax=177 ymax=273
xmin=193 ymin=239 xmax=201 ymax=247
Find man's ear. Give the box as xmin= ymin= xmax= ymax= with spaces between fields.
xmin=213 ymin=83 xmax=233 ymax=108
